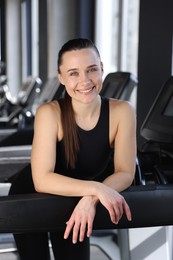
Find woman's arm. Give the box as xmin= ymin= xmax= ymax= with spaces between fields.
xmin=103 ymin=99 xmax=136 ymax=191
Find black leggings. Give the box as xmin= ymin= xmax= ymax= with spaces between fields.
xmin=9 ymin=165 xmax=90 ymax=260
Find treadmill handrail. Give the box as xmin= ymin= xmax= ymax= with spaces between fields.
xmin=1 ymin=185 xmax=173 ymax=233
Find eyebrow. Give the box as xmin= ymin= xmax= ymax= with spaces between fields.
xmin=67 ymin=64 xmax=99 ymax=73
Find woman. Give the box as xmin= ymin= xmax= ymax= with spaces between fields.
xmin=10 ymin=38 xmax=136 ymax=260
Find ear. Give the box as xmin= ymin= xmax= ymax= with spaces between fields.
xmin=57 ymin=72 xmax=65 ymax=85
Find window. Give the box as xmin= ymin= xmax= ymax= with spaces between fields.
xmin=95 ymin=0 xmax=139 ymax=78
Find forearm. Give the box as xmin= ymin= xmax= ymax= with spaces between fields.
xmin=33 ymin=171 xmax=99 ymax=198
xmin=103 ymin=171 xmax=134 ymax=192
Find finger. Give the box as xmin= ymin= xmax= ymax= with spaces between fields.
xmin=113 ymin=204 xmax=123 ymax=223
xmin=72 ymin=222 xmax=80 ymax=244
xmin=64 ymin=219 xmax=74 ymax=240
xmin=108 ymin=206 xmax=117 ymax=224
xmin=108 ymin=201 xmax=123 ymax=224
xmin=79 ymin=221 xmax=86 ymax=242
xmin=87 ymin=217 xmax=93 ymax=238
xmin=123 ymin=200 xmax=132 ymax=221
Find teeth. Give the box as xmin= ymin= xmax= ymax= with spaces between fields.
xmin=78 ymin=88 xmax=93 ymax=93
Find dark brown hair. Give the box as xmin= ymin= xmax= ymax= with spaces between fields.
xmin=57 ymin=38 xmax=100 ymax=168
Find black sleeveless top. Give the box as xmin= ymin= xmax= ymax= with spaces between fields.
xmin=54 ymin=97 xmax=114 ymax=182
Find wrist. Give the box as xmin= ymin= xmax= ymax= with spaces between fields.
xmin=90 ymin=195 xmax=99 ymax=206
xmin=90 ymin=181 xmax=103 ymax=204
xmin=82 ymin=194 xmax=99 ymax=207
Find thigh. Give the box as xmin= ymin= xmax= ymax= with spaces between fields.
xmin=50 ymin=231 xmax=90 ymax=260
xmin=14 ymin=232 xmax=50 ymax=260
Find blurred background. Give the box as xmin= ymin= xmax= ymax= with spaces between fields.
xmin=0 ymin=0 xmax=139 ymax=93
xmin=1 ymin=0 xmax=173 ymax=146
xmin=0 ymin=1 xmax=173 ymax=259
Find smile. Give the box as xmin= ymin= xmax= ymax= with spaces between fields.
xmin=77 ymin=87 xmax=94 ymax=93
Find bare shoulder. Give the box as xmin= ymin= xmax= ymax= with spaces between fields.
xmin=35 ymin=100 xmax=61 ymax=121
xmin=34 ymin=100 xmax=62 ymax=136
xmin=109 ymin=99 xmax=136 ymax=143
xmin=109 ymin=98 xmax=136 ymax=120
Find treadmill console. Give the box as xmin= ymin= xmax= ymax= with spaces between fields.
xmin=140 ymin=76 xmax=173 ymax=144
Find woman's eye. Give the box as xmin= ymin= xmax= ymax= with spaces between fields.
xmin=88 ymin=67 xmax=97 ymax=73
xmin=70 ymin=71 xmax=78 ymax=76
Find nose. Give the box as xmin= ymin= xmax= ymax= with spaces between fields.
xmin=79 ymin=72 xmax=90 ymax=84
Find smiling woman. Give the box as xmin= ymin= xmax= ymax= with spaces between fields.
xmin=9 ymin=38 xmax=136 ymax=260
xmin=57 ymin=47 xmax=103 ymax=105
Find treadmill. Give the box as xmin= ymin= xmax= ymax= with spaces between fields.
xmin=129 ymin=75 xmax=173 ymax=260
xmin=0 ymin=77 xmax=64 ymax=145
xmin=139 ymin=75 xmax=173 ymax=185
xmin=100 ymin=71 xmax=137 ymax=100
xmin=0 ymin=76 xmax=42 ymax=142
xmin=0 ymin=77 xmax=64 ymax=181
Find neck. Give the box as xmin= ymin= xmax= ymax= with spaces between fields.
xmin=73 ymin=95 xmax=101 ymax=130
xmin=73 ymin=95 xmax=101 ymax=117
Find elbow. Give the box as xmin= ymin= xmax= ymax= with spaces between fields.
xmin=34 ymin=184 xmax=42 ymax=193
xmin=33 ymin=179 xmax=46 ymax=193
xmin=34 ymin=183 xmax=43 ymax=193
xmin=127 ymin=171 xmax=135 ymax=187
xmin=128 ymin=176 xmax=134 ymax=187
xmin=32 ymin=170 xmax=51 ymax=194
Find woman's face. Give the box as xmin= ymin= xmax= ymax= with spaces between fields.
xmin=58 ymin=48 xmax=103 ymax=104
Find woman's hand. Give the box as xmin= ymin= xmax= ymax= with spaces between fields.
xmin=64 ymin=182 xmax=131 ymax=244
xmin=96 ymin=182 xmax=132 ymax=224
xmin=64 ymin=195 xmax=98 ymax=244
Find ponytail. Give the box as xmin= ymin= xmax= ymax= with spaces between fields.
xmin=59 ymin=91 xmax=79 ymax=168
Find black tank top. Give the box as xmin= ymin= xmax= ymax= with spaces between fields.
xmin=54 ymin=97 xmax=114 ymax=182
